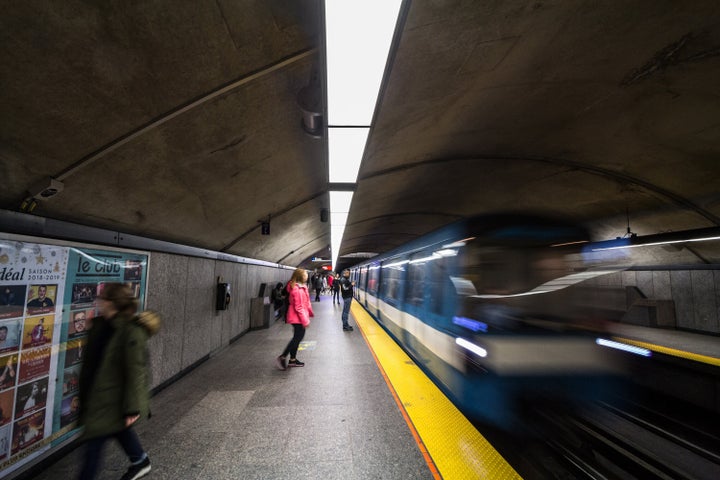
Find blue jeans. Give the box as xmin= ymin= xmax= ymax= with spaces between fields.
xmin=79 ymin=427 xmax=146 ymax=480
xmin=341 ymin=297 xmax=352 ymax=327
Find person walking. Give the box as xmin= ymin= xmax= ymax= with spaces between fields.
xmin=339 ymin=270 xmax=355 ymax=331
xmin=276 ymin=268 xmax=313 ymax=370
xmin=78 ymin=283 xmax=160 ymax=480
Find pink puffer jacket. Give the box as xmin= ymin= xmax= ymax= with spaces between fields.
xmin=286 ymin=283 xmax=313 ymax=327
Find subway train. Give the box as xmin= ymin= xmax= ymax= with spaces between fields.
xmin=349 ymin=214 xmax=637 ymax=429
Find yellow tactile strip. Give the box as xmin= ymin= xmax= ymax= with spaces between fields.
xmin=352 ymin=303 xmax=522 ymax=480
xmin=613 ymin=337 xmax=720 ymax=367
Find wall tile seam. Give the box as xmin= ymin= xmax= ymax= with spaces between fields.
xmin=178 ymin=256 xmax=192 ymax=371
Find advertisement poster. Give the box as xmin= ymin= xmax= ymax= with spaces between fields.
xmin=0 ymin=239 xmax=148 ymax=476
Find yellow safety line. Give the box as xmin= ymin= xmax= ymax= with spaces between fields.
xmin=613 ymin=337 xmax=720 ymax=367
xmin=352 ymin=303 xmax=522 ymax=480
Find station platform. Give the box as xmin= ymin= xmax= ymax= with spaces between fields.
xmin=29 ymin=295 xmax=520 ymax=480
xmin=608 ymin=322 xmax=720 ymax=367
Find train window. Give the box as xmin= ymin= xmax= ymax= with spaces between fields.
xmin=427 ymin=252 xmax=459 ymax=315
xmin=460 ymin=246 xmax=530 ymax=295
xmin=380 ymin=258 xmax=407 ymax=305
xmin=405 ymin=256 xmax=426 ymax=307
xmin=359 ymin=267 xmax=368 ymax=292
xmin=367 ymin=265 xmax=380 ymax=295
xmin=459 ymin=242 xmax=573 ymax=296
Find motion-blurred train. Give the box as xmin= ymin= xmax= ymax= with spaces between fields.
xmin=350 ymin=214 xmax=639 ymax=429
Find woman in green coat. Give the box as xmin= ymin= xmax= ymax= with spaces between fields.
xmin=78 ymin=283 xmax=160 ymax=480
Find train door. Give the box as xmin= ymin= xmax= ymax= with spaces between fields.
xmin=401 ymin=251 xmax=429 ymax=354
xmin=358 ymin=267 xmax=368 ymax=305
xmin=366 ymin=264 xmax=380 ymax=317
xmin=425 ymin=244 xmax=461 ymax=333
xmin=378 ymin=257 xmax=407 ymax=331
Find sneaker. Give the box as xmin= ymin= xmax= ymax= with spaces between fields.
xmin=276 ymin=356 xmax=287 ymax=371
xmin=343 ymin=326 xmax=354 ymax=331
xmin=120 ymin=456 xmax=151 ymax=480
xmin=288 ymin=359 xmax=305 ymax=367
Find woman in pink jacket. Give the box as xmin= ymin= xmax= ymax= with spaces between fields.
xmin=276 ymin=268 xmax=313 ymax=370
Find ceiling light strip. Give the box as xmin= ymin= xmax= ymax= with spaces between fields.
xmin=324 ymin=0 xmax=403 ymax=268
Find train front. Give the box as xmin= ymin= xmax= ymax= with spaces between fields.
xmin=443 ymin=218 xmax=637 ymax=429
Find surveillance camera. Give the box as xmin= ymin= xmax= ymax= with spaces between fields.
xmin=28 ymin=178 xmax=64 ymax=201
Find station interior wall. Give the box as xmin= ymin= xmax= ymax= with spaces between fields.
xmin=144 ymin=252 xmax=289 ymax=390
xmin=584 ymin=268 xmax=720 ymax=335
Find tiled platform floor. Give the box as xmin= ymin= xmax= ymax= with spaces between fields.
xmin=32 ymin=296 xmax=433 ymax=480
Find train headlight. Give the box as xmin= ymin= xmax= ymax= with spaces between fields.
xmin=456 ymin=337 xmax=487 ymax=358
xmin=596 ymin=338 xmax=652 ymax=357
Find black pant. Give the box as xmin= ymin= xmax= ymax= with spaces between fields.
xmin=281 ymin=324 xmax=306 ymax=359
xmin=79 ymin=427 xmax=145 ymax=480
xmin=314 ymin=288 xmax=321 ymax=301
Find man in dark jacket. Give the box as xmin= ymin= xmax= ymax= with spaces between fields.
xmin=312 ymin=273 xmax=323 ymax=302
xmin=339 ymin=270 xmax=355 ymax=331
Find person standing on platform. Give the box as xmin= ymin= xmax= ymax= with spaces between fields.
xmin=312 ymin=272 xmax=323 ymax=302
xmin=339 ymin=270 xmax=355 ymax=331
xmin=326 ymin=273 xmax=334 ymax=298
xmin=78 ymin=283 xmax=160 ymax=480
xmin=332 ymin=273 xmax=341 ymax=305
xmin=276 ymin=268 xmax=313 ymax=370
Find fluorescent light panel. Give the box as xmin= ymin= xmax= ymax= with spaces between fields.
xmin=330 ymin=191 xmax=354 ymax=268
xmin=328 ymin=128 xmax=369 ymax=183
xmin=325 ymin=0 xmax=402 ymax=267
xmin=592 ymin=235 xmax=720 ymax=251
xmin=330 ymin=212 xmax=349 ymax=225
xmin=331 ymin=224 xmax=344 ymax=269
xmin=324 ymin=0 xmax=403 ymax=126
xmin=330 ymin=191 xmax=353 ymax=213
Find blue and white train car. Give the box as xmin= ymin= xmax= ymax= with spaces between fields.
xmin=350 ymin=214 xmax=632 ymax=428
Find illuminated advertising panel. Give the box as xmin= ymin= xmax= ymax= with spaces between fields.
xmin=0 ymin=240 xmax=148 ymax=476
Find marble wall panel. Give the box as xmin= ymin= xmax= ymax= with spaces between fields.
xmin=621 ymin=271 xmax=637 ymax=288
xmin=691 ymin=270 xmax=718 ymax=333
xmin=214 ymin=260 xmax=243 ymax=344
xmin=652 ymin=271 xmax=672 ymax=300
xmin=636 ymin=271 xmax=653 ymax=298
xmin=180 ymin=257 xmax=216 ymax=369
xmin=145 ymin=252 xmax=189 ymax=388
xmin=670 ymin=270 xmax=693 ymax=330
xmin=596 ymin=271 xmax=623 ymax=287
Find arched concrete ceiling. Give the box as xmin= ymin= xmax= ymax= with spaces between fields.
xmin=1 ymin=1 xmax=719 ymax=271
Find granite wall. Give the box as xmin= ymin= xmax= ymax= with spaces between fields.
xmin=144 ymin=251 xmax=291 ymax=389
xmin=584 ymin=268 xmax=720 ymax=334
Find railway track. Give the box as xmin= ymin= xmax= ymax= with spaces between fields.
xmin=521 ymin=398 xmax=720 ymax=480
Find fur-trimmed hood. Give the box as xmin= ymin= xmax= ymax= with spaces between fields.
xmin=135 ymin=310 xmax=161 ymax=336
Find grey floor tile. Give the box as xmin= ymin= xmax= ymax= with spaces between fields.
xmin=28 ymin=298 xmax=432 ymax=479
